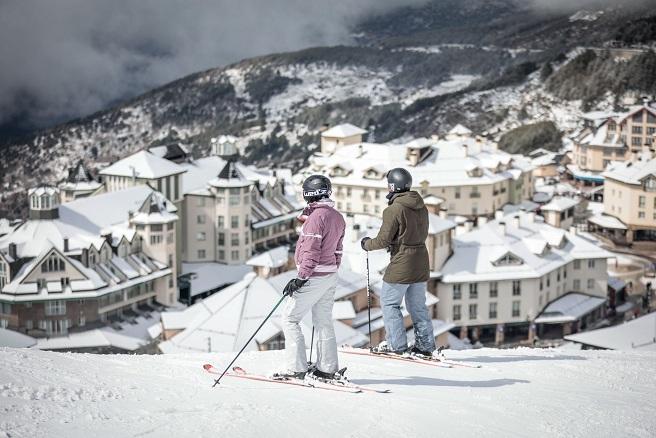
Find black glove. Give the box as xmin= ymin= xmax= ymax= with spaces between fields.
xmin=360 ymin=237 xmax=371 ymax=251
xmin=283 ymin=278 xmax=308 ymax=297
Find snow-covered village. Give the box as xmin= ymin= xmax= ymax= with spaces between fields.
xmin=1 ymin=1 xmax=655 ymax=437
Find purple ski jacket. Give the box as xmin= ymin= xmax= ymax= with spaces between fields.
xmin=295 ymin=198 xmax=346 ymax=280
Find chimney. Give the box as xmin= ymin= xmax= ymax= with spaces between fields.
xmin=478 ymin=216 xmax=488 ymax=227
xmin=8 ymin=243 xmax=17 ymax=260
xmin=352 ymin=224 xmax=361 ymax=243
xmin=511 ymin=215 xmax=520 ymax=229
xmin=465 ymin=221 xmax=474 ymax=232
xmin=128 ymin=210 xmax=134 ymax=221
xmin=63 ymin=238 xmax=69 ymax=252
xmin=498 ymin=221 xmax=506 ymax=235
xmin=494 ymin=210 xmax=504 ymax=221
xmin=526 ymin=212 xmax=536 ymax=224
xmin=438 ymin=208 xmax=448 ymax=219
xmin=102 ymin=232 xmax=113 ymax=247
xmin=81 ymin=248 xmax=89 ymax=267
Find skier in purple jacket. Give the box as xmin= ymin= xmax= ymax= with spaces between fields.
xmin=276 ymin=175 xmax=345 ymax=381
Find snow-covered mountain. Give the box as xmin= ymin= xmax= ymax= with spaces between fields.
xmin=1 ymin=347 xmax=655 ymax=437
xmin=1 ymin=0 xmax=654 ymax=218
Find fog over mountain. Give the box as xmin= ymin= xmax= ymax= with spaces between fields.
xmin=0 ymin=0 xmax=650 ymax=141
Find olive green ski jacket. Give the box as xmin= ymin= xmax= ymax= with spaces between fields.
xmin=363 ymin=191 xmax=430 ymax=284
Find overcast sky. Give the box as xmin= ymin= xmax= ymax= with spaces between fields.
xmin=0 ymin=0 xmax=643 ymax=137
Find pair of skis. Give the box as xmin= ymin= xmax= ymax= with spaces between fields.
xmin=203 ymin=364 xmax=390 ymax=394
xmin=338 ymin=346 xmax=482 ymax=369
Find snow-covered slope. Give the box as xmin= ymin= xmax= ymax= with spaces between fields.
xmin=1 ymin=347 xmax=654 ymax=437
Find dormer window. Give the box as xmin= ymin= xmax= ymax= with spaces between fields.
xmin=644 ymin=176 xmax=656 ymax=192
xmin=329 ymin=165 xmax=351 ymax=177
xmin=41 ymin=253 xmax=65 ymax=273
xmin=493 ymin=252 xmax=523 ymax=267
xmin=363 ymin=167 xmax=383 ymax=180
xmin=467 ymin=167 xmax=483 ymax=177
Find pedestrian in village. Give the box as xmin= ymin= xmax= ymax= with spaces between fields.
xmin=276 ymin=175 xmax=346 ymax=380
xmin=361 ymin=167 xmax=436 ymax=357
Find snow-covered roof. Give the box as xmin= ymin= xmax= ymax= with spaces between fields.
xmin=159 ymin=273 xmax=367 ymax=353
xmin=565 ymin=312 xmax=656 ymax=351
xmin=588 ymin=214 xmax=627 ymax=230
xmin=36 ymin=311 xmax=160 ymax=351
xmin=308 ymin=135 xmax=532 ymax=189
xmin=448 ymin=124 xmax=473 ymax=136
xmin=428 ymin=213 xmax=456 ymax=235
xmin=603 ymin=157 xmax=656 ymax=186
xmin=321 ymin=123 xmax=367 ymax=138
xmin=534 ymin=293 xmax=606 ymax=324
xmin=333 ymin=301 xmax=356 ymax=320
xmin=0 ymin=328 xmax=36 ymax=348
xmin=28 ymin=186 xmax=59 ymax=197
xmin=441 ymin=211 xmax=613 ymax=283
xmin=540 ymin=196 xmax=579 ymax=212
xmin=566 ymin=164 xmax=605 ymax=183
xmin=422 ymin=194 xmax=444 ymax=206
xmin=181 ymin=262 xmax=253 ymax=297
xmin=100 ymin=150 xmax=187 ymax=179
xmin=246 ymin=246 xmax=289 ymax=268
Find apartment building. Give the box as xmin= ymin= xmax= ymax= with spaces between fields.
xmin=0 ymin=185 xmax=179 ymax=337
xmin=436 ymin=211 xmax=611 ymax=344
xmin=307 ymin=124 xmax=534 ymax=218
xmin=589 ymin=157 xmax=656 ymax=245
xmin=569 ymin=102 xmax=656 ymax=179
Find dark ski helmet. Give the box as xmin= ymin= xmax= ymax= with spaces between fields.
xmin=302 ymin=174 xmax=332 ymax=203
xmin=387 ymin=168 xmax=412 ymax=193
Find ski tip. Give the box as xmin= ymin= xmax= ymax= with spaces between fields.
xmin=203 ymin=363 xmax=213 ymax=370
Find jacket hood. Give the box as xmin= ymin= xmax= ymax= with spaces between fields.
xmin=297 ymin=198 xmax=335 ymax=223
xmin=390 ymin=191 xmax=425 ymax=210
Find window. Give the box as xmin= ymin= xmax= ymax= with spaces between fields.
xmin=639 ymin=196 xmax=646 ymax=208
xmin=151 ymin=224 xmax=163 ymax=232
xmin=197 ymin=197 xmax=206 ymax=207
xmin=218 ymin=216 xmax=225 ymax=229
xmin=218 ymin=250 xmax=225 ymax=260
xmin=231 ymin=216 xmax=239 ymax=228
xmin=166 ymin=232 xmax=174 ymax=244
xmin=469 ymin=283 xmax=478 ymax=299
xmin=512 ymin=281 xmax=521 ymax=296
xmin=587 ymin=279 xmax=594 ymax=289
xmin=587 ymin=260 xmax=595 ymax=269
xmin=218 ymin=232 xmax=225 ymax=246
xmin=41 ymin=254 xmax=65 ymax=273
xmin=150 ymin=235 xmax=163 ymax=245
xmin=557 ymin=269 xmax=561 ymax=282
xmin=455 ymin=187 xmax=461 ymax=199
xmin=574 ymin=260 xmax=581 ymax=270
xmin=196 ymin=232 xmax=206 ymax=241
xmin=244 ymin=215 xmax=249 ymax=227
xmin=489 ymin=302 xmax=497 ymax=319
xmin=453 ymin=305 xmax=461 ymax=321
xmin=197 ymin=214 xmax=206 ymax=224
xmin=244 ymin=231 xmax=250 ymax=244
xmin=493 ymin=253 xmax=523 ymax=266
xmin=547 ymin=275 xmax=551 ymax=287
xmin=45 ymin=300 xmax=66 ymax=316
xmin=468 ymin=304 xmax=477 ymax=320
xmin=169 ymin=276 xmax=174 ymax=288
xmin=452 ymin=284 xmax=461 ymax=300
xmin=60 ymin=277 xmax=70 ymax=288
xmin=197 ymin=249 xmax=206 ymax=259
xmin=639 ymin=212 xmax=645 ymax=219
xmin=539 ymin=278 xmax=543 ymax=291
xmin=231 ymin=233 xmax=239 ymax=246
xmin=231 ymin=250 xmax=240 ymax=261
xmin=0 ymin=303 xmax=11 ymax=314
xmin=632 ymin=137 xmax=641 ymax=146
xmin=632 ymin=125 xmax=642 ymax=134
xmin=512 ymin=301 xmax=520 ymax=317
xmin=489 ymin=282 xmax=498 ymax=298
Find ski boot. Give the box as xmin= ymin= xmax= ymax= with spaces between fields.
xmin=370 ymin=340 xmax=406 ymax=356
xmin=307 ymin=367 xmax=349 ymax=384
xmin=271 ymin=370 xmax=306 ymax=381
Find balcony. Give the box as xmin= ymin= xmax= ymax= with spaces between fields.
xmin=470 ymin=192 xmax=481 ymax=199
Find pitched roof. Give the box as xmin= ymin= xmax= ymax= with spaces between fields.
xmin=246 ymin=246 xmax=289 ymax=268
xmin=321 ymin=123 xmax=367 ymax=138
xmin=603 ymin=157 xmax=656 ymax=185
xmin=448 ymin=124 xmax=473 ymax=136
xmin=540 ymin=196 xmax=579 ymax=212
xmin=99 ymin=150 xmax=186 ymax=179
xmin=535 ymin=292 xmax=606 ymax=324
xmin=564 ymin=312 xmax=656 ymax=351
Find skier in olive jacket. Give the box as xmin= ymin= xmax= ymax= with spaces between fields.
xmin=361 ymin=167 xmax=436 ymax=356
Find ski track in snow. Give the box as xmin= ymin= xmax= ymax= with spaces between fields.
xmin=0 ymin=347 xmax=654 ymax=438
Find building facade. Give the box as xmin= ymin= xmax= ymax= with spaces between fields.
xmin=0 ymin=186 xmax=179 ymax=336
xmin=436 ymin=211 xmax=611 ymax=344
xmin=307 ymin=124 xmax=534 ymax=218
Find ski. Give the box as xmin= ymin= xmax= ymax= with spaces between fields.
xmin=339 ymin=347 xmax=453 ymax=368
xmin=204 ymin=364 xmax=391 ymax=394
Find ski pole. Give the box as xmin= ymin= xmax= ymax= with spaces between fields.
xmin=212 ymin=294 xmax=286 ymax=387
xmin=309 ymin=326 xmax=315 ymax=365
xmin=366 ymin=252 xmax=372 ymax=351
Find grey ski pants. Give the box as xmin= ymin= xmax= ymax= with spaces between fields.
xmin=282 ymin=273 xmax=339 ymax=374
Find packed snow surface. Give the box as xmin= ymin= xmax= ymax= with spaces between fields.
xmin=1 ymin=347 xmax=655 ymax=437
